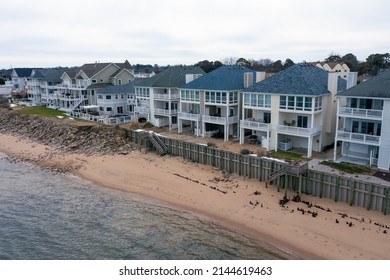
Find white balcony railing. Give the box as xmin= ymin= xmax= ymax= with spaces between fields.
xmin=339 ymin=106 xmax=383 ymax=119
xmin=277 ymin=125 xmax=322 ymax=136
xmin=134 ymin=106 xmax=150 ymax=114
xmin=154 ymin=108 xmax=177 ymax=115
xmin=178 ymin=112 xmax=201 ymax=121
xmin=202 ymin=115 xmax=238 ymax=125
xmin=240 ymin=119 xmax=271 ymax=131
xmin=336 ymin=129 xmax=381 ymax=145
xmin=154 ymin=93 xmax=180 ymax=100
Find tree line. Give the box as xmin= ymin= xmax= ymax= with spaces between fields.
xmin=194 ymin=52 xmax=390 ymax=76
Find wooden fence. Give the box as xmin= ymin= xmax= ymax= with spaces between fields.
xmin=126 ymin=129 xmax=390 ymax=214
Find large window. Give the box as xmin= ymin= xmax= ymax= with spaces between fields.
xmin=279 ymin=95 xmax=317 ymax=111
xmin=136 ymin=87 xmax=150 ymax=98
xmin=180 ymin=90 xmax=200 ymax=102
xmin=297 ymin=116 xmax=308 ymax=128
xmin=243 ymin=93 xmax=271 ymax=108
xmin=205 ymin=91 xmax=238 ymax=104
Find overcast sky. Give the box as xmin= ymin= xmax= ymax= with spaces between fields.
xmin=1 ymin=0 xmax=389 ymax=69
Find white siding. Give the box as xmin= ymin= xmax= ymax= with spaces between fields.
xmin=378 ymin=100 xmax=390 ymax=169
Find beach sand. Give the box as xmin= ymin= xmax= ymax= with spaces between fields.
xmin=1 ymin=132 xmax=390 ymax=260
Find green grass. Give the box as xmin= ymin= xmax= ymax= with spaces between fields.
xmin=17 ymin=107 xmax=66 ymax=118
xmin=269 ymin=151 xmax=309 ymax=161
xmin=320 ymin=161 xmax=375 ymax=175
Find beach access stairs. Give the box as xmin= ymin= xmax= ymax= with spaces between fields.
xmin=148 ymin=132 xmax=168 ymax=155
xmin=267 ymin=165 xmax=287 ymax=183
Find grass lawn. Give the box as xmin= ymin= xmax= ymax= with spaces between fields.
xmin=17 ymin=107 xmax=66 ymax=118
xmin=320 ymin=161 xmax=375 ymax=175
xmin=269 ymin=151 xmax=309 ymax=161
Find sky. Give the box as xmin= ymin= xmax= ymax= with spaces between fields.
xmin=1 ymin=0 xmax=389 ymax=69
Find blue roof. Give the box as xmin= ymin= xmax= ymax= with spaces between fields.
xmin=180 ymin=65 xmax=255 ymax=91
xmin=244 ymin=64 xmax=346 ymax=95
xmin=99 ymin=79 xmax=143 ymax=94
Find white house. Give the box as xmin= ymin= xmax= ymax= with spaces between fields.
xmin=241 ymin=64 xmax=346 ymax=157
xmin=179 ymin=65 xmax=262 ymax=141
xmin=133 ymin=66 xmax=205 ymax=130
xmin=314 ymin=61 xmax=350 ymax=80
xmin=334 ymin=70 xmax=390 ymax=170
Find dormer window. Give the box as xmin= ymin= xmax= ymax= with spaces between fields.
xmin=118 ymin=79 xmax=122 ymax=85
xmin=91 ymin=79 xmax=97 ymax=84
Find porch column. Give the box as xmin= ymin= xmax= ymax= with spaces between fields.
xmin=275 ymin=133 xmax=278 ymax=152
xmin=224 ymin=124 xmax=228 ymax=142
xmin=307 ymin=136 xmax=313 ymax=158
xmin=178 ymin=118 xmax=182 ymax=133
xmin=240 ymin=127 xmax=244 ymax=144
xmin=202 ymin=121 xmax=205 ymax=138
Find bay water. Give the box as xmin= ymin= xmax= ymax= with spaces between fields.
xmin=0 ymin=153 xmax=283 ymax=260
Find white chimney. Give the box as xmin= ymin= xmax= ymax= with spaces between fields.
xmin=255 ymin=72 xmax=266 ymax=83
xmin=244 ymin=72 xmax=253 ymax=88
xmin=327 ymin=71 xmax=339 ymax=95
xmin=347 ymin=72 xmax=358 ymax=89
xmin=185 ymin=73 xmax=202 ymax=84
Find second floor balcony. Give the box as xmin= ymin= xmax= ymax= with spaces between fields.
xmin=178 ymin=112 xmax=201 ymax=121
xmin=339 ymin=106 xmax=383 ymax=119
xmin=154 ymin=108 xmax=178 ymax=115
xmin=134 ymin=106 xmax=150 ymax=114
xmin=336 ymin=128 xmax=381 ymax=145
xmin=277 ymin=125 xmax=322 ymax=136
xmin=154 ymin=93 xmax=180 ymax=100
xmin=240 ymin=119 xmax=271 ymax=131
xmin=202 ymin=115 xmax=238 ymax=125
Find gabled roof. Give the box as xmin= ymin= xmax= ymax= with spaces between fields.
xmin=136 ymin=66 xmax=205 ymax=88
xmin=13 ymin=68 xmax=35 ymax=77
xmin=180 ymin=65 xmax=254 ymax=91
xmin=30 ymin=70 xmax=46 ymax=79
xmin=337 ymin=70 xmax=390 ymax=98
xmin=315 ymin=61 xmax=348 ymax=69
xmin=99 ymin=79 xmax=144 ymax=94
xmin=80 ymin=63 xmax=112 ymax=78
xmin=244 ymin=64 xmax=346 ymax=95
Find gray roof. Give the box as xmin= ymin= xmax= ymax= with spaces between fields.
xmin=30 ymin=68 xmax=66 ymax=83
xmin=136 ymin=66 xmax=205 ymax=88
xmin=244 ymin=63 xmax=346 ymax=95
xmin=13 ymin=68 xmax=35 ymax=77
xmin=180 ymin=65 xmax=255 ymax=91
xmin=337 ymin=70 xmax=390 ymax=98
xmin=99 ymin=79 xmax=144 ymax=94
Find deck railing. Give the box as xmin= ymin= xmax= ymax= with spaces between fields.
xmin=336 ymin=129 xmax=381 ymax=145
xmin=339 ymin=106 xmax=383 ymax=119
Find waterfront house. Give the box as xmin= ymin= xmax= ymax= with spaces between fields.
xmin=334 ymin=70 xmax=390 ymax=170
xmin=133 ymin=66 xmax=205 ymax=130
xmin=27 ymin=68 xmax=65 ymax=105
xmin=11 ymin=68 xmax=35 ymax=98
xmin=49 ymin=61 xmax=134 ymax=112
xmin=179 ymin=65 xmax=262 ymax=141
xmin=97 ymin=79 xmax=143 ymax=116
xmin=241 ymin=63 xmax=346 ymax=157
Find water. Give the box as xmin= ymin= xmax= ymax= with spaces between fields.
xmin=0 ymin=153 xmax=283 ymax=260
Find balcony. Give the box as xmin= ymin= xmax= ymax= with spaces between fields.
xmin=240 ymin=119 xmax=271 ymax=131
xmin=202 ymin=115 xmax=238 ymax=125
xmin=277 ymin=125 xmax=322 ymax=136
xmin=178 ymin=112 xmax=201 ymax=121
xmin=134 ymin=106 xmax=150 ymax=114
xmin=154 ymin=93 xmax=180 ymax=100
xmin=336 ymin=129 xmax=381 ymax=145
xmin=154 ymin=108 xmax=178 ymax=115
xmin=339 ymin=106 xmax=383 ymax=119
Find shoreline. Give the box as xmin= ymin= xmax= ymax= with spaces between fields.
xmin=1 ymin=132 xmax=390 ymax=259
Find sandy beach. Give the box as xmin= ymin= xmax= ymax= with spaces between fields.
xmin=1 ymin=132 xmax=390 ymax=260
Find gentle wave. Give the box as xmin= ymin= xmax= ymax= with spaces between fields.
xmin=0 ymin=157 xmax=282 ymax=260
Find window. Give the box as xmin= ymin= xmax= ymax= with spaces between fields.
xmin=99 ymin=107 xmax=104 ymax=111
xmin=280 ymin=96 xmax=286 ymax=109
xmin=91 ymin=79 xmax=97 ymax=83
xmin=296 ymin=97 xmax=303 ymax=110
xmin=244 ymin=94 xmax=250 ymax=106
xmin=304 ymin=97 xmax=312 ymax=111
xmin=264 ymin=112 xmax=271 ymax=123
xmin=106 ymin=95 xmax=112 ymax=100
xmin=115 ymin=95 xmax=118 ymax=99
xmin=297 ymin=116 xmax=308 ymax=128
xmin=98 ymin=95 xmax=103 ymax=100
xmin=288 ymin=96 xmax=294 ymax=110
xmin=265 ymin=95 xmax=271 ymax=108
xmin=106 ymin=107 xmax=112 ymax=112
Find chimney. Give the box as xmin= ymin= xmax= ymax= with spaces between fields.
xmin=255 ymin=72 xmax=266 ymax=83
xmin=185 ymin=74 xmax=195 ymax=84
xmin=244 ymin=72 xmax=253 ymax=88
xmin=327 ymin=71 xmax=339 ymax=95
xmin=347 ymin=72 xmax=358 ymax=89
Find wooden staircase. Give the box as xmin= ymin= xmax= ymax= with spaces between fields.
xmin=267 ymin=166 xmax=286 ymax=183
xmin=148 ymin=132 xmax=168 ymax=155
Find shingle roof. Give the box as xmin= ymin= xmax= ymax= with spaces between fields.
xmin=99 ymin=79 xmax=144 ymax=94
xmin=136 ymin=66 xmax=205 ymax=88
xmin=337 ymin=70 xmax=390 ymax=98
xmin=180 ymin=65 xmax=255 ymax=91
xmin=13 ymin=68 xmax=35 ymax=77
xmin=244 ymin=63 xmax=346 ymax=95
xmin=80 ymin=63 xmax=112 ymax=77
xmin=30 ymin=70 xmax=46 ymax=79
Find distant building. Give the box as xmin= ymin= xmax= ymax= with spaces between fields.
xmin=313 ymin=61 xmax=350 ymax=80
